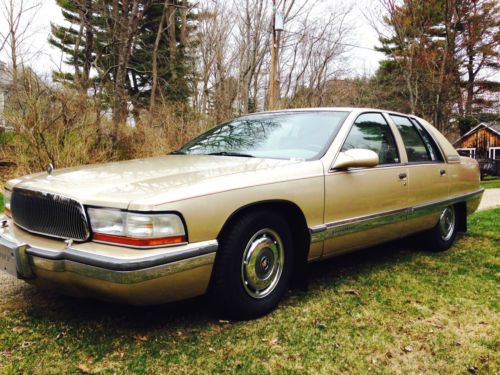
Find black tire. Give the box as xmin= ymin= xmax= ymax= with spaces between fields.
xmin=210 ymin=209 xmax=294 ymax=320
xmin=425 ymin=205 xmax=458 ymax=252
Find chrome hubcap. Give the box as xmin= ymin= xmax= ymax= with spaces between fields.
xmin=241 ymin=228 xmax=284 ymax=299
xmin=439 ymin=207 xmax=455 ymax=241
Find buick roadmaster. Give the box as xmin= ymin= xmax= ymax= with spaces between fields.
xmin=0 ymin=108 xmax=483 ymax=319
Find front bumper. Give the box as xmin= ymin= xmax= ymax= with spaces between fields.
xmin=0 ymin=217 xmax=217 ymax=305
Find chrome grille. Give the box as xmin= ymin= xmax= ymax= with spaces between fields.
xmin=11 ymin=188 xmax=90 ymax=241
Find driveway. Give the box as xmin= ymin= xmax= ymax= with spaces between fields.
xmin=478 ymin=188 xmax=500 ymax=211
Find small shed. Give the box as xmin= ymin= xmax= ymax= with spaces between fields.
xmin=454 ymin=121 xmax=500 ymax=175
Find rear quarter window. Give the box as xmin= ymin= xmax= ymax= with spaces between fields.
xmin=390 ymin=115 xmax=441 ymax=163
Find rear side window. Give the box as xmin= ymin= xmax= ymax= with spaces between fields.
xmin=342 ymin=113 xmax=400 ymax=164
xmin=390 ymin=115 xmax=440 ymax=162
xmin=409 ymin=118 xmax=443 ymax=161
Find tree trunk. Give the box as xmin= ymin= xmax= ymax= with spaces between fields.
xmin=151 ymin=0 xmax=169 ymax=110
xmin=167 ymin=1 xmax=177 ymax=79
xmin=82 ymin=0 xmax=94 ymax=90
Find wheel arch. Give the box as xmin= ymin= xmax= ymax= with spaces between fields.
xmin=216 ymin=199 xmax=311 ymax=289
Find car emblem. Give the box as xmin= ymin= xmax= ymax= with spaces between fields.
xmin=46 ymin=163 xmax=54 ymax=176
xmin=260 ymin=256 xmax=270 ymax=271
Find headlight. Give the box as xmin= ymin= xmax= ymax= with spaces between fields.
xmin=3 ymin=189 xmax=12 ymax=218
xmin=87 ymin=208 xmax=186 ymax=248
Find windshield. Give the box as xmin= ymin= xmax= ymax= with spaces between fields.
xmin=178 ymin=111 xmax=349 ymax=160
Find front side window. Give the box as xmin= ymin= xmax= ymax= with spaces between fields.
xmin=391 ymin=115 xmax=440 ymax=162
xmin=341 ymin=113 xmax=399 ymax=164
xmin=178 ymin=111 xmax=349 ymax=160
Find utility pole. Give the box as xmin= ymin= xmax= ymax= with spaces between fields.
xmin=268 ymin=0 xmax=283 ymax=110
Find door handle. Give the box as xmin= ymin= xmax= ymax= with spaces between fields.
xmin=440 ymin=169 xmax=446 ymax=176
xmin=398 ymin=173 xmax=407 ymax=180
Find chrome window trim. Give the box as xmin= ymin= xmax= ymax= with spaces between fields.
xmin=310 ymin=189 xmax=484 ymax=243
xmin=328 ymin=163 xmax=407 ymax=175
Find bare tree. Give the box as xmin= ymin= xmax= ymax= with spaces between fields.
xmin=0 ymin=0 xmax=41 ymax=94
xmin=192 ymin=0 xmax=355 ymax=116
xmin=98 ymin=0 xmax=150 ymax=145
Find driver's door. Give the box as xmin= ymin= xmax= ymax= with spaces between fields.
xmin=322 ymin=112 xmax=409 ymax=257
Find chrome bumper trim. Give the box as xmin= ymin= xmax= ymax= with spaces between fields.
xmin=32 ymin=253 xmax=216 ymax=284
xmin=0 ymin=230 xmax=218 ymax=283
xmin=310 ymin=188 xmax=484 ymax=243
xmin=0 ymin=235 xmax=34 ymax=279
xmin=25 ymin=241 xmax=218 ymax=272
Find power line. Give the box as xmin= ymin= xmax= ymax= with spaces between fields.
xmin=284 ymin=29 xmax=382 ymax=53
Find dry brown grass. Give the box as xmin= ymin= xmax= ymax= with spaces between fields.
xmin=0 ymin=209 xmax=498 ymax=374
xmin=1 ymin=73 xmax=213 ymax=179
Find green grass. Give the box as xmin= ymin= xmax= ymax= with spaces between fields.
xmin=481 ymin=176 xmax=500 ymax=189
xmin=0 ymin=193 xmax=3 ymax=213
xmin=0 ymin=209 xmax=498 ymax=374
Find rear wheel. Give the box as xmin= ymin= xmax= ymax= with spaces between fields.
xmin=210 ymin=210 xmax=294 ymax=320
xmin=425 ymin=205 xmax=458 ymax=252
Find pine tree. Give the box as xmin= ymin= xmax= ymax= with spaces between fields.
xmin=49 ymin=0 xmax=96 ymax=90
xmin=50 ymin=0 xmax=195 ymax=111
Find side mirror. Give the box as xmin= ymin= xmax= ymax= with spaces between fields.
xmin=332 ymin=149 xmax=379 ymax=170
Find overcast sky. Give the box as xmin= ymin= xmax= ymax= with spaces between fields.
xmin=0 ymin=0 xmax=386 ymax=78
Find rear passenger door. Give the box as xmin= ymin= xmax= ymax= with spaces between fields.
xmin=389 ymin=115 xmax=448 ymax=233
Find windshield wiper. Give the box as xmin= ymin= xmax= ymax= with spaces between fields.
xmin=170 ymin=150 xmax=187 ymax=155
xmin=207 ymin=151 xmax=254 ymax=158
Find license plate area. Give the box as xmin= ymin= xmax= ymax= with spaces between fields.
xmin=0 ymin=243 xmax=17 ymax=277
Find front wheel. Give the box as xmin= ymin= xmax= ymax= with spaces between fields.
xmin=425 ymin=205 xmax=458 ymax=252
xmin=210 ymin=210 xmax=294 ymax=320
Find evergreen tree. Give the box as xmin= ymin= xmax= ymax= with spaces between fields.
xmin=50 ymin=0 xmax=195 ymax=112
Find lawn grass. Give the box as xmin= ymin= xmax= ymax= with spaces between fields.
xmin=0 ymin=193 xmax=3 ymax=213
xmin=0 ymin=209 xmax=498 ymax=374
xmin=481 ymin=176 xmax=500 ymax=189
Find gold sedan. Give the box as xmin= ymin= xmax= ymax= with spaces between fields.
xmin=0 ymin=108 xmax=483 ymax=319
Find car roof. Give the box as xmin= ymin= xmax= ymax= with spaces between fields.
xmin=239 ymin=107 xmax=418 ymax=118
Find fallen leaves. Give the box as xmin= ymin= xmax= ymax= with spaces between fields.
xmin=132 ymin=335 xmax=148 ymax=342
xmin=342 ymin=288 xmax=361 ymax=297
xmin=11 ymin=326 xmax=26 ymax=334
xmin=314 ymin=319 xmax=327 ymax=329
xmin=468 ymin=366 xmax=478 ymax=374
xmin=77 ymin=364 xmax=92 ymax=374
xmin=402 ymin=346 xmax=413 ymax=353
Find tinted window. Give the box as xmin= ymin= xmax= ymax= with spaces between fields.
xmin=391 ymin=115 xmax=433 ymax=162
xmin=409 ymin=118 xmax=443 ymax=161
xmin=179 ymin=112 xmax=349 ymax=160
xmin=341 ymin=113 xmax=399 ymax=164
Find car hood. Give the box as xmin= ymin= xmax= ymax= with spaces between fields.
xmin=7 ymin=155 xmax=318 ymax=210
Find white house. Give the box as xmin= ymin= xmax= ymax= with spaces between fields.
xmin=0 ymin=61 xmax=12 ymax=129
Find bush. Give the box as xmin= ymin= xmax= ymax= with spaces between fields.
xmin=2 ymin=71 xmax=215 ymax=179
